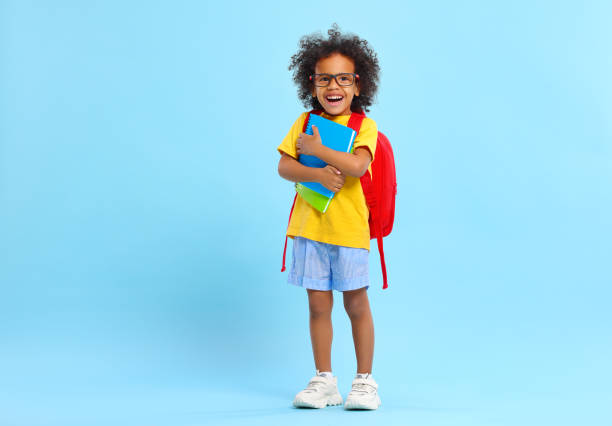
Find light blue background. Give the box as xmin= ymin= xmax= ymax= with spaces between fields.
xmin=1 ymin=1 xmax=611 ymax=425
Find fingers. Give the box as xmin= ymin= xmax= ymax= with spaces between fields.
xmin=322 ymin=177 xmax=344 ymax=193
xmin=327 ymin=183 xmax=344 ymax=193
xmin=322 ymin=165 xmax=344 ymax=193
xmin=327 ymin=165 xmax=342 ymax=175
xmin=329 ymin=183 xmax=342 ymax=193
xmin=331 ymin=174 xmax=345 ymax=193
xmin=327 ymin=166 xmax=345 ymax=184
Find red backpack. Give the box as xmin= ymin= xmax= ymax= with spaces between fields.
xmin=281 ymin=109 xmax=397 ymax=289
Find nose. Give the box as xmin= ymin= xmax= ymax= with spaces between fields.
xmin=328 ymin=76 xmax=340 ymax=89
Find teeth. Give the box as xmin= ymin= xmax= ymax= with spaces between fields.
xmin=327 ymin=96 xmax=342 ymax=101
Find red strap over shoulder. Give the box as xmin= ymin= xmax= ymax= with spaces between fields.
xmin=347 ymin=110 xmax=366 ymax=133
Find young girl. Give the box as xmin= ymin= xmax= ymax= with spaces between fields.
xmin=277 ymin=24 xmax=382 ymax=410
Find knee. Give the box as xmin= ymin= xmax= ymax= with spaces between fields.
xmin=309 ymin=298 xmax=333 ymax=319
xmin=344 ymin=296 xmax=368 ymax=319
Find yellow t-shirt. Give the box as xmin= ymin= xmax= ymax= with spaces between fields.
xmin=277 ymin=111 xmax=378 ymax=250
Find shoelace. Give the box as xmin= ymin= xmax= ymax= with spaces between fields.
xmin=303 ymin=378 xmax=330 ymax=394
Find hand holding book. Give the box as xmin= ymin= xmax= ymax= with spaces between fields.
xmin=297 ymin=127 xmax=346 ymax=192
xmin=318 ymin=165 xmax=345 ymax=193
xmin=297 ymin=125 xmax=322 ymax=156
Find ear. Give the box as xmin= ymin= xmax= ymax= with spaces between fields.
xmin=355 ymin=81 xmax=360 ymax=97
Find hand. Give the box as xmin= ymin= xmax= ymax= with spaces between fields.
xmin=296 ymin=125 xmax=322 ymax=156
xmin=318 ymin=165 xmax=345 ymax=193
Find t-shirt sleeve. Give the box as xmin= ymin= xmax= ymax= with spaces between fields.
xmin=277 ymin=112 xmax=308 ymax=159
xmin=353 ymin=117 xmax=377 ymax=162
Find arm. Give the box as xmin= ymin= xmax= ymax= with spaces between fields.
xmin=278 ymin=153 xmax=320 ymax=183
xmin=278 ymin=153 xmax=346 ymax=193
xmin=296 ymin=125 xmax=372 ymax=177
xmin=309 ymin=146 xmax=372 ymax=178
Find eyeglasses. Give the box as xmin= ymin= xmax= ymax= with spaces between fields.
xmin=309 ymin=73 xmax=359 ymax=87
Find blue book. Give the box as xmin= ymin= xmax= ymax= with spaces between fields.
xmin=296 ymin=114 xmax=356 ymax=213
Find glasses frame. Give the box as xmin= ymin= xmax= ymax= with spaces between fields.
xmin=309 ymin=73 xmax=360 ymax=87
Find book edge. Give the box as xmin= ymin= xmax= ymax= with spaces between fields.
xmin=346 ymin=130 xmax=356 ymax=153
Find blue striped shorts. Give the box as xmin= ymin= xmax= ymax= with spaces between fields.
xmin=288 ymin=236 xmax=370 ymax=292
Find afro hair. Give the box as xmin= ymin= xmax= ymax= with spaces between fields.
xmin=288 ymin=23 xmax=380 ymax=113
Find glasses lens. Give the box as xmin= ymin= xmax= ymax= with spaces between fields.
xmin=314 ymin=74 xmax=331 ymax=86
xmin=337 ymin=73 xmax=354 ymax=86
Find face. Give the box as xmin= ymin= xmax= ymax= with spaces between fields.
xmin=311 ymin=53 xmax=360 ymax=116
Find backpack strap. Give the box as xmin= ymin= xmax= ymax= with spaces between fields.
xmin=375 ymin=221 xmax=389 ymax=289
xmin=346 ymin=111 xmax=389 ymax=289
xmin=281 ymin=193 xmax=298 ymax=272
xmin=281 ymin=110 xmax=323 ymax=272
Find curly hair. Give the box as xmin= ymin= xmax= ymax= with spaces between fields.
xmin=288 ymin=23 xmax=380 ymax=113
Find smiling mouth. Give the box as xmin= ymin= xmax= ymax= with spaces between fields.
xmin=325 ymin=95 xmax=344 ymax=105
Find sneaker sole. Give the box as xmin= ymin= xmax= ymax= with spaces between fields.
xmin=344 ymin=396 xmax=381 ymax=410
xmin=293 ymin=394 xmax=343 ymax=409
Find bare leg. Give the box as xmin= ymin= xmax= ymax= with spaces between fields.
xmin=307 ymin=289 xmax=334 ymax=372
xmin=343 ymin=288 xmax=374 ymax=374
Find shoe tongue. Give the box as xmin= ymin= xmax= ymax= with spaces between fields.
xmin=355 ymin=373 xmax=370 ymax=380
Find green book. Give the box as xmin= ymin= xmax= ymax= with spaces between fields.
xmin=295 ymin=182 xmax=334 ymax=213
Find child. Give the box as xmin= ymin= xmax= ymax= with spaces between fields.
xmin=277 ymin=24 xmax=382 ymax=410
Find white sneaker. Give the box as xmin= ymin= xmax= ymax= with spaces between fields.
xmin=344 ymin=374 xmax=381 ymax=410
xmin=293 ymin=373 xmax=343 ymax=408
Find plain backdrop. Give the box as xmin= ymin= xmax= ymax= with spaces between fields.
xmin=1 ymin=1 xmax=611 ymax=425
